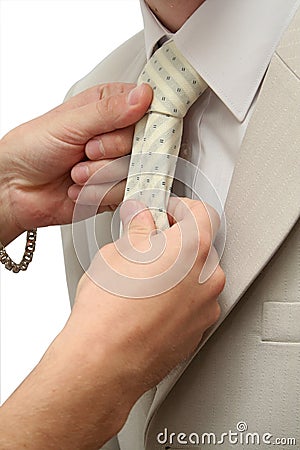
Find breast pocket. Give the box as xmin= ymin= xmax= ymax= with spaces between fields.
xmin=262 ymin=302 xmax=300 ymax=343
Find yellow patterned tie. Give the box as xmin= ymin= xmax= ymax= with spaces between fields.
xmin=123 ymin=40 xmax=207 ymax=230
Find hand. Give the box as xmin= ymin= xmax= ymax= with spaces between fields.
xmin=70 ymin=197 xmax=224 ymax=398
xmin=0 ymin=198 xmax=225 ymax=450
xmin=0 ymin=83 xmax=152 ymax=245
xmin=68 ymin=87 xmax=142 ymax=210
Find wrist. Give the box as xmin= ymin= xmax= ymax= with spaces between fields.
xmin=0 ymin=188 xmax=24 ymax=246
xmin=47 ymin=325 xmax=135 ymax=443
xmin=58 ymin=317 xmax=139 ymax=416
xmin=0 ymin=133 xmax=26 ymax=246
xmin=69 ymin=291 xmax=149 ymax=404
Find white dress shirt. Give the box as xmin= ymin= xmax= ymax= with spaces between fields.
xmin=140 ymin=0 xmax=299 ymax=213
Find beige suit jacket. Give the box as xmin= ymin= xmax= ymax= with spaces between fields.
xmin=61 ymin=9 xmax=300 ymax=449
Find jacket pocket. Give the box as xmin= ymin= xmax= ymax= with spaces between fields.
xmin=262 ymin=302 xmax=300 ymax=343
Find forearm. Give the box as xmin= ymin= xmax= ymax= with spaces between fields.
xmin=0 ymin=326 xmax=134 ymax=450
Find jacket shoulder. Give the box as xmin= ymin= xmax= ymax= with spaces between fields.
xmin=65 ymin=30 xmax=146 ymax=99
xmin=276 ymin=6 xmax=300 ymax=78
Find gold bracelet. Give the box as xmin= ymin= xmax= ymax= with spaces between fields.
xmin=0 ymin=229 xmax=37 ymax=273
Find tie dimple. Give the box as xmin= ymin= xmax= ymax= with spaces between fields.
xmin=123 ymin=40 xmax=207 ymax=230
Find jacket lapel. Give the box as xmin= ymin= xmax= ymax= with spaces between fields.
xmin=145 ymin=8 xmax=300 ymax=436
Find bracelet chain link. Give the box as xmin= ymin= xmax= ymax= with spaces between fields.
xmin=0 ymin=229 xmax=37 ymax=273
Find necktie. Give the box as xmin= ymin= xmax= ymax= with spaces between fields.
xmin=123 ymin=40 xmax=207 ymax=230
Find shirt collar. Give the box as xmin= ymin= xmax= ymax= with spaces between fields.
xmin=140 ymin=0 xmax=172 ymax=58
xmin=140 ymin=0 xmax=300 ymax=122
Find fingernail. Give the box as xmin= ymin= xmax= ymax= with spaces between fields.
xmin=74 ymin=165 xmax=89 ymax=182
xmin=86 ymin=139 xmax=105 ymax=160
xmin=68 ymin=185 xmax=80 ymax=201
xmin=120 ymin=200 xmax=144 ymax=226
xmin=98 ymin=139 xmax=105 ymax=156
xmin=128 ymin=85 xmax=144 ymax=106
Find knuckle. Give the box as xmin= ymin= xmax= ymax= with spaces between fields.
xmin=199 ymin=230 xmax=212 ymax=261
xmin=210 ymin=266 xmax=226 ymax=295
xmin=97 ymin=84 xmax=106 ymax=100
xmin=97 ymin=83 xmax=115 ymax=100
xmin=113 ymin=132 xmax=130 ymax=156
xmin=216 ymin=267 xmax=226 ymax=293
xmin=96 ymin=96 xmax=120 ymax=126
xmin=98 ymin=82 xmax=134 ymax=100
xmin=96 ymin=96 xmax=109 ymax=116
xmin=210 ymin=302 xmax=221 ymax=324
xmin=202 ymin=300 xmax=221 ymax=329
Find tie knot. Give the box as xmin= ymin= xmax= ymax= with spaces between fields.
xmin=139 ymin=40 xmax=207 ymax=118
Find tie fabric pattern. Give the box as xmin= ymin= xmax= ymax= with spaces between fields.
xmin=123 ymin=40 xmax=207 ymax=230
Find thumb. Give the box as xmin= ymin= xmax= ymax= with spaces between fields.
xmin=120 ymin=200 xmax=156 ymax=243
xmin=53 ymin=83 xmax=152 ymax=144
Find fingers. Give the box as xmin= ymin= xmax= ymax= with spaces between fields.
xmin=69 ymin=156 xmax=128 ymax=207
xmin=168 ymin=197 xmax=220 ymax=241
xmin=71 ymin=157 xmax=130 ymax=185
xmin=120 ymin=200 xmax=155 ymax=232
xmin=51 ymin=83 xmax=152 ymax=144
xmin=51 ymin=83 xmax=137 ymax=113
xmin=68 ymin=180 xmax=126 ymax=207
xmin=166 ymin=197 xmax=222 ymax=284
xmin=85 ymin=126 xmax=134 ymax=160
xmin=120 ymin=200 xmax=157 ymax=252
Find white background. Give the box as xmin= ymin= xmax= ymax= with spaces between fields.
xmin=0 ymin=0 xmax=142 ymax=403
